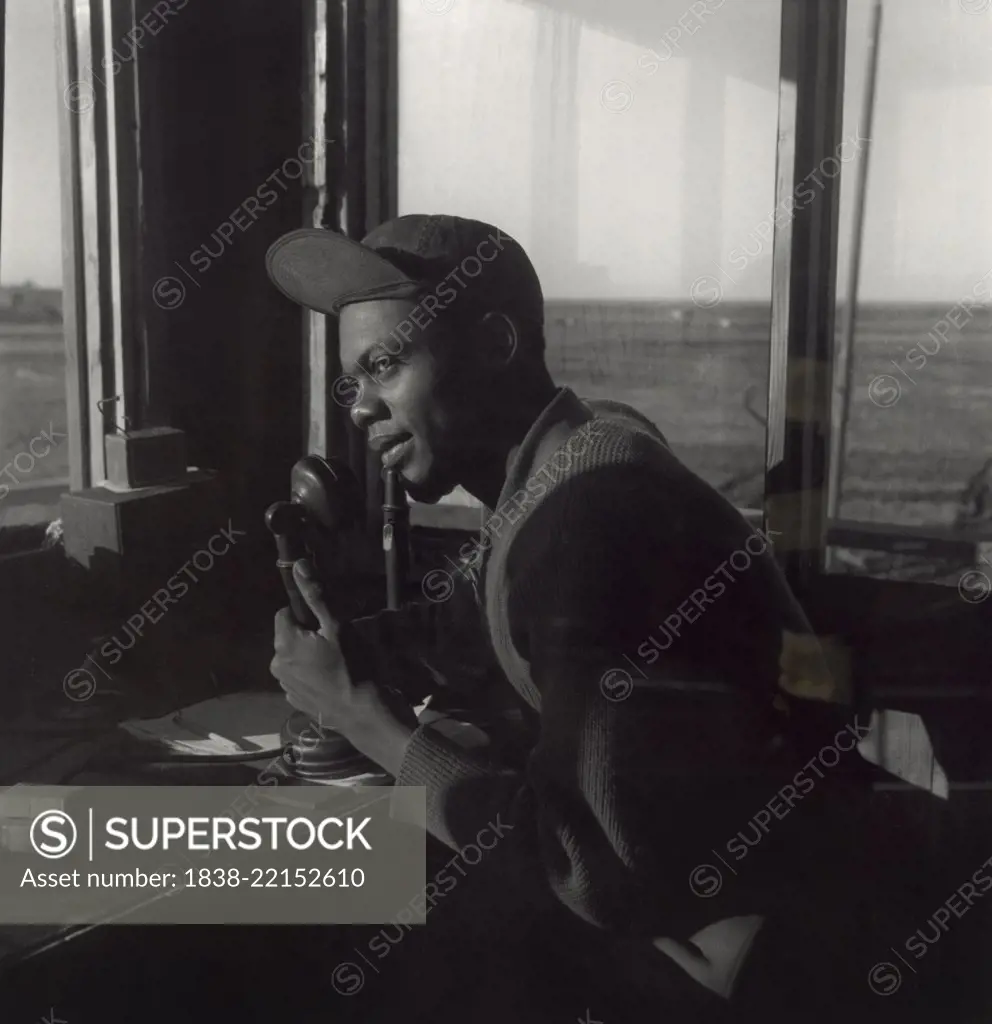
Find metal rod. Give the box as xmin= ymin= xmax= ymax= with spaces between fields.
xmin=828 ymin=0 xmax=883 ymax=524
xmin=382 ymin=468 xmax=408 ymax=610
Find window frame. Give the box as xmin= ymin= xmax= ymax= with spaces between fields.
xmin=0 ymin=0 xmax=79 ymax=542
xmin=763 ymin=0 xmax=848 ymax=598
xmin=0 ymin=0 xmax=143 ymax=527
xmin=55 ymin=0 xmax=91 ymax=493
xmin=319 ymin=0 xmax=992 ymax=663
xmin=0 ymin=0 xmax=219 ymax=556
xmin=0 ymin=0 xmax=81 ymax=528
xmin=307 ymin=0 xmax=399 ymax=541
xmin=763 ymin=0 xmax=990 ymax=670
xmin=56 ymin=0 xmax=146 ymax=489
xmin=13 ymin=0 xmax=984 ymax=658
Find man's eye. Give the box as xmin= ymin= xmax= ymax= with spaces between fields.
xmin=370 ymin=354 xmax=397 ymax=377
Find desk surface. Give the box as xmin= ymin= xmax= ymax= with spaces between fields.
xmin=0 ymin=693 xmax=495 ymax=975
xmin=0 ymin=738 xmax=398 ymax=974
xmin=0 ymin=728 xmax=290 ymax=973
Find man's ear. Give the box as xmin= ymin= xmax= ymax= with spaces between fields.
xmin=476 ymin=311 xmax=520 ymax=372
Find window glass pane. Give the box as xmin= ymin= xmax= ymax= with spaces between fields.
xmin=0 ymin=0 xmax=68 ymax=534
xmin=398 ymin=0 xmax=780 ymax=511
xmin=829 ymin=0 xmax=992 ymax=588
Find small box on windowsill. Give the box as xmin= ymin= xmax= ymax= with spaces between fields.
xmin=105 ymin=427 xmax=187 ymax=489
xmin=59 ymin=468 xmax=226 ymax=605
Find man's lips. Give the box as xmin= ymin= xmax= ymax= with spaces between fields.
xmin=368 ymin=432 xmax=412 ymax=456
xmin=381 ymin=438 xmax=413 ymax=470
xmin=369 ymin=432 xmax=414 ymax=468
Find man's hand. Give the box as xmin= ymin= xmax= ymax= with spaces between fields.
xmin=270 ymin=559 xmax=418 ymax=775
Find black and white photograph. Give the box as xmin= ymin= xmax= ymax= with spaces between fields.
xmin=1 ymin=0 xmax=991 ymax=1020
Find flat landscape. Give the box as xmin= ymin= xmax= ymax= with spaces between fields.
xmin=3 ymin=299 xmax=990 ymax=551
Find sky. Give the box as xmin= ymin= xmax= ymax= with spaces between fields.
xmin=1 ymin=0 xmax=62 ymax=287
xmin=399 ymin=0 xmax=992 ymax=303
xmin=2 ymin=0 xmax=990 ymax=301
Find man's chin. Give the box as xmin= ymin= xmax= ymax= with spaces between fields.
xmin=399 ymin=467 xmax=453 ymax=505
xmin=401 ymin=478 xmax=446 ymax=504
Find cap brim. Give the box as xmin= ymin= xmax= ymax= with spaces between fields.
xmin=265 ymin=228 xmax=419 ymax=316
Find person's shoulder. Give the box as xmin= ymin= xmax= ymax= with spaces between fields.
xmin=579 ymin=396 xmax=671 ymax=449
xmin=519 ymin=439 xmax=684 ymax=560
xmin=562 ymin=415 xmax=679 ymax=487
xmin=556 ymin=421 xmax=757 ymax=550
xmin=561 ymin=415 xmax=687 ymax=497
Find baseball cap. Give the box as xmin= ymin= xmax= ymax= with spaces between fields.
xmin=265 ymin=214 xmax=545 ymax=328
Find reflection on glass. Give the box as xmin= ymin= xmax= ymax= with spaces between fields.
xmin=398 ymin=0 xmax=781 ymax=509
xmin=830 ymin=0 xmax=992 ymax=584
xmin=0 ymin=0 xmax=68 ymax=531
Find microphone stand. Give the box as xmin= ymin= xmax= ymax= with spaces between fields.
xmin=382 ymin=468 xmax=409 ymax=610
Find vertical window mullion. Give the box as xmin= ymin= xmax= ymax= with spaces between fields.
xmin=56 ymin=0 xmax=92 ymax=489
xmin=55 ymin=0 xmax=143 ymax=488
xmin=308 ymin=0 xmax=397 ymax=520
xmin=765 ymin=0 xmax=847 ymax=601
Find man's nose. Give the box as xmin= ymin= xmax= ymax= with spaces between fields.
xmin=348 ymin=377 xmax=384 ymax=432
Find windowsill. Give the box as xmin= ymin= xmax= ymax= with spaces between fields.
xmin=0 ymin=479 xmax=68 ymax=528
xmin=827 ymin=518 xmax=992 ymax=558
xmin=0 ymin=526 xmax=57 ymax=562
xmin=410 ymin=501 xmax=765 ymax=533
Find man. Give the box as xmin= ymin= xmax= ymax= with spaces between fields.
xmin=265 ymin=216 xmax=947 ymax=1022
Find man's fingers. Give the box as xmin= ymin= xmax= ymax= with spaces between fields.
xmin=270 ymin=653 xmax=296 ymax=685
xmin=273 ymin=607 xmax=297 ymax=651
xmin=292 ymin=559 xmax=338 ymax=638
xmin=270 ymin=660 xmax=314 ymax=713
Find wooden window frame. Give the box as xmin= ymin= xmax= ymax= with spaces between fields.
xmin=764 ymin=0 xmax=847 ymax=596
xmin=306 ymin=0 xmax=398 ymax=541
xmin=12 ymin=0 xmax=980 ymax=670
xmin=319 ymin=0 xmax=991 ymax=679
xmin=54 ymin=0 xmax=146 ymax=491
xmin=0 ymin=0 xmax=145 ymax=545
xmin=766 ymin=0 xmax=990 ymax=689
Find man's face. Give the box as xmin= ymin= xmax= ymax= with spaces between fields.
xmin=338 ymin=298 xmax=475 ymax=502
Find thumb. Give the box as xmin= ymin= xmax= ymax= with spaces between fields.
xmin=293 ymin=559 xmax=338 ymax=637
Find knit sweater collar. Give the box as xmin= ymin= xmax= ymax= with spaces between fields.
xmin=486 ymin=386 xmax=592 ymax=522
xmin=479 ymin=385 xmax=594 ymax=709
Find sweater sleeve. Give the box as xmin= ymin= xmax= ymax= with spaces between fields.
xmin=394 ymin=462 xmax=783 ymax=938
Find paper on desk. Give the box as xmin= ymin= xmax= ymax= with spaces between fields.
xmin=119 ymin=692 xmax=289 ymax=756
xmin=118 ymin=692 xmax=436 ymax=782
